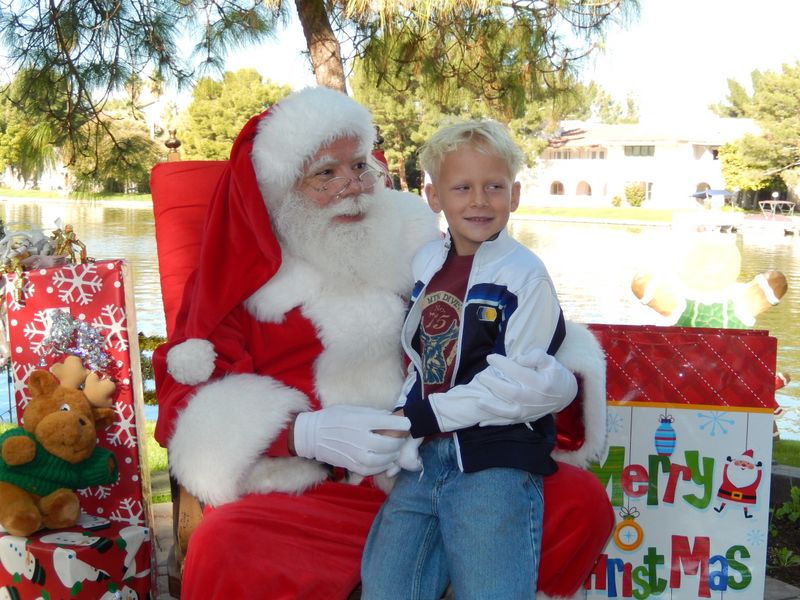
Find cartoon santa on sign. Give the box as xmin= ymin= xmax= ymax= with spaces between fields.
xmin=714 ymin=449 xmax=763 ymax=518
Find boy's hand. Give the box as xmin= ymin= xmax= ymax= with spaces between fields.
xmin=475 ymin=349 xmax=577 ymax=426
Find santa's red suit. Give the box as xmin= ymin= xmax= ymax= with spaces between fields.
xmin=154 ymin=87 xmax=613 ymax=600
xmin=716 ymin=452 xmax=763 ymax=505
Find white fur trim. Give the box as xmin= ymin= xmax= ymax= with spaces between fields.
xmin=166 ymin=339 xmax=216 ymax=385
xmin=552 ymin=321 xmax=607 ymax=468
xmin=240 ymin=456 xmax=328 ymax=496
xmin=251 ymin=87 xmax=376 ymax=200
xmin=244 ymin=255 xmax=323 ymax=322
xmin=168 ymin=373 xmax=310 ymax=506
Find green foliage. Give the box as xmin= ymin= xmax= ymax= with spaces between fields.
xmin=624 ymin=182 xmax=646 ymax=207
xmin=0 ymin=0 xmax=636 ymax=177
xmin=772 ymin=439 xmax=800 ymax=467
xmin=354 ymin=2 xmax=638 ymax=124
xmin=611 ymin=195 xmax=622 ymax=207
xmin=143 ymin=421 xmax=169 ymax=473
xmin=770 ymin=547 xmax=800 ymax=568
xmin=0 ymin=1 xmax=284 ymax=159
xmin=710 ymin=77 xmax=753 ymax=118
xmin=138 ymin=334 xmax=166 ymax=352
xmin=775 ymin=487 xmax=800 ymax=524
xmin=718 ymin=62 xmax=800 ymax=190
xmin=138 ymin=334 xmax=165 ymax=406
xmin=180 ymin=69 xmax=292 ymax=160
xmin=68 ymin=118 xmax=161 ymax=194
xmin=564 ymin=82 xmax=639 ymax=125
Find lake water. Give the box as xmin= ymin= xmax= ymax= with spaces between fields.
xmin=1 ymin=199 xmax=799 ymax=438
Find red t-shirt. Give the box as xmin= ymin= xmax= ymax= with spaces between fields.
xmin=416 ymin=252 xmax=474 ymax=396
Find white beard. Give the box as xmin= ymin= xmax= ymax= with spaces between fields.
xmin=726 ymin=463 xmax=759 ymax=490
xmin=268 ymin=189 xmax=398 ymax=289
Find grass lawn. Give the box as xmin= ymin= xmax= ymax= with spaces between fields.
xmin=515 ymin=206 xmax=677 ymax=222
xmin=0 ymin=187 xmax=151 ymax=202
xmin=773 ymin=439 xmax=800 ymax=467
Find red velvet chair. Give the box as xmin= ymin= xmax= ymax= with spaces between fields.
xmin=151 ymin=160 xmax=226 ymax=596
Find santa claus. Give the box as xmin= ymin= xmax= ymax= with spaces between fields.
xmin=715 ymin=449 xmax=764 ymax=518
xmin=153 ymin=86 xmax=613 ymax=599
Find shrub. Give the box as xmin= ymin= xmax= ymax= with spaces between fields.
xmin=611 ymin=195 xmax=622 ymax=207
xmin=625 ymin=182 xmax=646 ymax=207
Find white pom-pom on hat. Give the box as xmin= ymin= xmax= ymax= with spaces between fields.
xmin=167 ymin=338 xmax=217 ymax=385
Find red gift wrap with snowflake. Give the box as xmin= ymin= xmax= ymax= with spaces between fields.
xmin=583 ymin=323 xmax=777 ymax=600
xmin=1 ymin=259 xmax=153 ymax=599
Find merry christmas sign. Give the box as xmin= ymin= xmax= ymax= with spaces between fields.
xmin=585 ymin=324 xmax=777 ymax=599
xmin=1 ymin=259 xmax=154 ymax=599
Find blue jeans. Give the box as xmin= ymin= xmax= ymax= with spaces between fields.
xmin=361 ymin=437 xmax=544 ymax=600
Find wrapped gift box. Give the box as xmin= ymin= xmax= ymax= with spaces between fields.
xmin=1 ymin=259 xmax=153 ymax=599
xmin=584 ymin=324 xmax=777 ymax=599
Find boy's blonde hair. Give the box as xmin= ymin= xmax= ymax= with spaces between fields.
xmin=419 ymin=119 xmax=525 ymax=182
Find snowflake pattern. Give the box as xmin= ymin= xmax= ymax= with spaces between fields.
xmin=92 ymin=304 xmax=129 ymax=352
xmin=51 ymin=264 xmax=103 ymax=305
xmin=746 ymin=528 xmax=766 ymax=546
xmin=107 ymin=403 xmax=138 ymax=449
xmin=21 ymin=309 xmax=54 ymax=355
xmin=110 ymin=498 xmax=145 ymax=526
xmin=696 ymin=411 xmax=735 ymax=437
xmin=607 ymin=411 xmax=626 ymax=435
xmin=11 ymin=361 xmax=37 ymax=410
xmin=80 ymin=483 xmax=115 ymax=501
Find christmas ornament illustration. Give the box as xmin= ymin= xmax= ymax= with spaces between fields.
xmin=613 ymin=506 xmax=643 ymax=552
xmin=654 ymin=411 xmax=676 ymax=456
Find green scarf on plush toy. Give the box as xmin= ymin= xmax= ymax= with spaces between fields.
xmin=631 ymin=236 xmax=787 ymax=328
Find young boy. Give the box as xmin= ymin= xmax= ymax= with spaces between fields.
xmin=361 ymin=119 xmax=578 ymax=599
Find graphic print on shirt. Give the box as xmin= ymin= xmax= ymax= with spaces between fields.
xmin=420 ymin=290 xmax=462 ymax=386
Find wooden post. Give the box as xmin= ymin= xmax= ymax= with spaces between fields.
xmin=165 ymin=129 xmax=182 ymax=162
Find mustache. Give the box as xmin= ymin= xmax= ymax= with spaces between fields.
xmin=320 ymin=193 xmax=371 ymax=219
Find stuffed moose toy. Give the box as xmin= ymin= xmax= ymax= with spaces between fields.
xmin=0 ymin=355 xmax=118 ymax=537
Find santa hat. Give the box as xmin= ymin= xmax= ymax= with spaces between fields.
xmin=166 ymin=87 xmax=376 ymax=385
xmin=739 ymin=449 xmax=755 ymax=465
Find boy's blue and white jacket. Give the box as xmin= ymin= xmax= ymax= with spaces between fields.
xmin=397 ymin=228 xmax=579 ymax=474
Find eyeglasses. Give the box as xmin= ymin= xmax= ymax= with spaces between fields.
xmin=305 ymin=168 xmax=382 ymax=198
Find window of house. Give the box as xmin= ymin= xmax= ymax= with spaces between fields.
xmin=576 ymin=181 xmax=592 ymax=196
xmin=624 ymin=145 xmax=655 ymax=157
xmin=551 ymin=149 xmax=571 ymax=160
xmin=590 ymin=150 xmax=606 ymax=159
xmin=550 ymin=181 xmax=564 ymax=195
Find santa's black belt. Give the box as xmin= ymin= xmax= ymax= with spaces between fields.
xmin=718 ymin=489 xmax=756 ymax=501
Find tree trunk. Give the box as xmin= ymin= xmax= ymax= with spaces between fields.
xmin=398 ymin=159 xmax=409 ymax=192
xmin=294 ymin=0 xmax=347 ymax=93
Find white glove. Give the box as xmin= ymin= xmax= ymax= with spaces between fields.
xmin=386 ymin=437 xmax=424 ymax=477
xmin=475 ymin=349 xmax=577 ymax=426
xmin=293 ymin=405 xmax=411 ymax=476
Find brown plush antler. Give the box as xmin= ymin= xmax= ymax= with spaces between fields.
xmin=49 ymin=355 xmax=89 ymax=389
xmin=83 ymin=372 xmax=116 ymax=408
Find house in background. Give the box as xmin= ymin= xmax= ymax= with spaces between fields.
xmin=519 ymin=117 xmax=760 ymax=208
